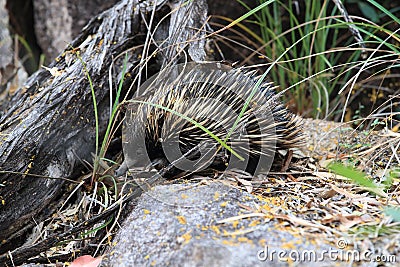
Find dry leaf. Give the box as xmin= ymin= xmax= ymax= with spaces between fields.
xmin=42 ymin=65 xmax=63 ymax=77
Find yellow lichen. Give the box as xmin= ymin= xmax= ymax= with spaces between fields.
xmin=176 ymin=216 xmax=187 ymax=225
xmin=181 ymin=232 xmax=192 ymax=244
xmin=249 ymin=220 xmax=261 ymax=227
xmin=143 ymin=209 xmax=151 ymax=215
xmin=211 ymin=225 xmax=221 ymax=235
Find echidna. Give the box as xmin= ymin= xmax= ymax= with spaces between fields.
xmin=118 ymin=62 xmax=302 ymax=178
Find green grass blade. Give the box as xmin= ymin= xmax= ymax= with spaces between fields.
xmin=367 ymin=0 xmax=400 ymax=24
xmin=328 ymin=162 xmax=377 ymax=188
xmin=128 ymin=100 xmax=245 ymax=161
xmin=224 ymin=0 xmax=275 ymax=29
xmin=327 ymin=162 xmax=387 ymax=197
xmin=75 ymin=50 xmax=99 ymax=181
xmin=99 ymin=53 xmax=129 ymax=162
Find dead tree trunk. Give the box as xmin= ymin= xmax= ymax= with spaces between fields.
xmin=0 ymin=0 xmax=208 ymax=257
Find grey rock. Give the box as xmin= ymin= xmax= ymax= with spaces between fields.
xmin=0 ymin=0 xmax=28 ymax=99
xmin=32 ymin=0 xmax=119 ymax=62
xmin=103 ymin=182 xmax=341 ymax=267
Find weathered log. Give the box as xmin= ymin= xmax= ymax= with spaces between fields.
xmin=0 ymin=0 xmax=160 ymax=254
xmin=0 ymin=0 xmax=210 ymax=259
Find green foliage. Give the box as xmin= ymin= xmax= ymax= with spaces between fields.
xmin=76 ymin=50 xmax=129 ymax=183
xmin=328 ymin=161 xmax=400 ymax=224
xmin=349 ymin=1 xmax=380 ymax=22
xmin=241 ymin=0 xmax=353 ymax=117
xmin=327 ymin=161 xmax=378 ymax=189
xmin=75 ymin=50 xmax=99 ymax=183
xmin=349 ymin=223 xmax=400 ymax=237
xmin=385 ymin=206 xmax=400 ymax=222
xmin=236 ymin=0 xmax=400 ymax=119
xmin=365 ymin=0 xmax=400 ymax=24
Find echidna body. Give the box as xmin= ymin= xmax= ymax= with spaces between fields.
xmin=121 ymin=63 xmax=302 ymax=178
